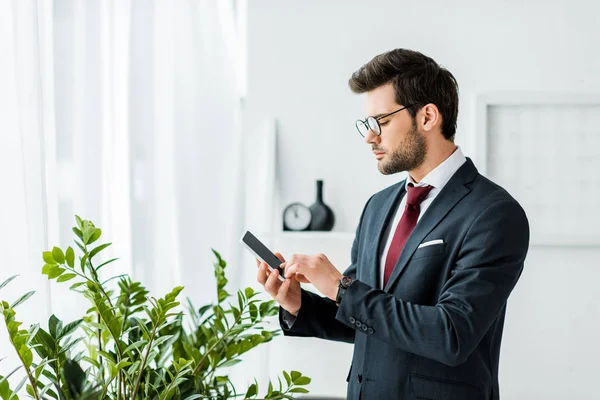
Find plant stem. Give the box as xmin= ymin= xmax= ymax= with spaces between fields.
xmin=52 ymin=350 xmax=64 ymax=400
xmin=97 ymin=313 xmax=104 ymax=378
xmin=84 ymin=254 xmax=135 ymax=396
xmin=13 ymin=352 xmax=41 ymax=400
xmin=193 ymin=303 xmax=248 ymax=377
xmin=130 ymin=324 xmax=158 ymax=399
xmin=99 ymin=374 xmax=118 ymax=399
xmin=158 ymin=369 xmax=185 ymax=400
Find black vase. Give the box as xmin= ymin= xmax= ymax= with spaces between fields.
xmin=309 ymin=180 xmax=335 ymax=231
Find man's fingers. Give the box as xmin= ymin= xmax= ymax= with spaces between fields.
xmin=294 ymin=273 xmax=310 ymax=283
xmin=256 ymin=263 xmax=269 ymax=285
xmin=277 ymin=277 xmax=291 ymax=299
xmin=264 ymin=268 xmax=282 ymax=296
xmin=285 ymin=264 xmax=302 ymax=278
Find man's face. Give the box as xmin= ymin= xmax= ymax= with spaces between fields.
xmin=364 ymin=83 xmax=426 ymax=175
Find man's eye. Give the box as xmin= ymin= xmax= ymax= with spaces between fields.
xmin=380 ymin=121 xmax=390 ymax=126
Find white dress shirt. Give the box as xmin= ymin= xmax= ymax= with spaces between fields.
xmin=378 ymin=146 xmax=467 ymax=288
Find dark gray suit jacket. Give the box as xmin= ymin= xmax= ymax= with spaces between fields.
xmin=280 ymin=159 xmax=530 ymax=400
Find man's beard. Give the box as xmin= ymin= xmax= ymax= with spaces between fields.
xmin=377 ymin=120 xmax=427 ymax=175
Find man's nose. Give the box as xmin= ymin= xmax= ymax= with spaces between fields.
xmin=364 ymin=130 xmax=380 ymax=145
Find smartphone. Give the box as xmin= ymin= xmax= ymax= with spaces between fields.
xmin=240 ymin=231 xmax=285 ymax=282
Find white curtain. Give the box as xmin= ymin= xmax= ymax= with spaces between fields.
xmin=1 ymin=0 xmax=246 ymax=378
xmin=0 ymin=0 xmax=56 ymax=374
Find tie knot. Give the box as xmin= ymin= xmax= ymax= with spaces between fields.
xmin=406 ymin=184 xmax=433 ymax=205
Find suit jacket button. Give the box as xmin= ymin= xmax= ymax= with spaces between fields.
xmin=367 ymin=328 xmax=373 ymax=334
xmin=349 ymin=317 xmax=355 ymax=324
xmin=355 ymin=321 xmax=362 ymax=328
xmin=361 ymin=325 xmax=368 ymax=331
xmin=357 ymin=374 xmax=363 ymax=383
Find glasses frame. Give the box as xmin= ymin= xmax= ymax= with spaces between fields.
xmin=355 ymin=104 xmax=413 ymax=138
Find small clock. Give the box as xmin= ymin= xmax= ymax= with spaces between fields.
xmin=283 ymin=203 xmax=312 ymax=231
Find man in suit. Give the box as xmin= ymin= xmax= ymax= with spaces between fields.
xmin=256 ymin=48 xmax=529 ymax=399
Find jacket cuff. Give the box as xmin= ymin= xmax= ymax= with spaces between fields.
xmin=335 ymin=280 xmax=376 ymax=336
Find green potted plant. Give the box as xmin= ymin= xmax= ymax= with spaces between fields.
xmin=0 ymin=216 xmax=310 ymax=399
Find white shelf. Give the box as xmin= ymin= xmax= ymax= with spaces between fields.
xmin=262 ymin=231 xmax=355 ymax=240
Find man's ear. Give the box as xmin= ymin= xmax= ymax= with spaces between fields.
xmin=419 ymin=103 xmax=441 ymax=133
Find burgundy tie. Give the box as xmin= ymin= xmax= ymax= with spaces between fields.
xmin=383 ymin=183 xmax=433 ymax=287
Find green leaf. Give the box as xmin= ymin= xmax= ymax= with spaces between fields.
xmin=41 ymin=264 xmax=53 ymax=275
xmin=49 ymin=315 xmax=63 ymax=338
xmin=82 ymin=223 xmax=99 ymax=246
xmin=0 ymin=366 xmax=24 ymax=400
xmin=11 ymin=291 xmax=35 ymax=309
xmin=0 ymin=275 xmax=17 ymax=291
xmin=124 ymin=340 xmax=147 ymax=355
xmin=89 ymin=243 xmax=111 ymax=259
xmin=80 ymin=254 xmax=88 ymax=272
xmin=19 ymin=347 xmax=33 ymax=369
xmin=57 ymin=273 xmax=76 ymax=283
xmin=74 ymin=239 xmax=85 ymax=253
xmin=245 ymin=287 xmax=254 ymax=299
xmin=72 ymin=227 xmax=83 ymax=241
xmin=249 ymin=303 xmax=258 ymax=322
xmin=115 ymin=360 xmax=132 ymax=371
xmin=61 ymin=359 xmax=85 ymax=396
xmin=289 ymin=387 xmax=309 ymax=393
xmin=245 ymin=383 xmax=257 ymax=398
xmin=12 ymin=376 xmax=27 ymax=396
xmin=69 ymin=282 xmax=85 ymax=290
xmin=66 ymin=247 xmax=75 ymax=268
xmin=59 ymin=337 xmax=84 ymax=355
xmin=218 ymin=289 xmax=229 ymax=303
xmin=88 ymin=229 xmax=101 ymax=245
xmin=283 ymin=370 xmax=291 ymax=386
xmin=48 ymin=267 xmax=65 ymax=279
xmin=43 ymin=251 xmax=55 ymax=264
xmin=96 ymin=257 xmax=118 ymax=271
xmin=290 ymin=370 xmax=301 ymax=383
xmin=294 ymin=376 xmax=311 ymax=385
xmin=60 ymin=319 xmax=83 ymax=338
xmin=219 ymin=358 xmax=242 ymax=368
xmin=33 ymin=328 xmax=55 ymax=351
xmin=237 ymin=291 xmax=244 ymax=310
xmin=52 ymin=247 xmax=65 ymax=264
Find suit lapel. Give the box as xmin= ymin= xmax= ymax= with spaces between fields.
xmin=367 ymin=180 xmax=406 ymax=288
xmin=383 ymin=159 xmax=478 ymax=291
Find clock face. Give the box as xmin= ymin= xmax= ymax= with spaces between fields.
xmin=283 ymin=203 xmax=312 ymax=231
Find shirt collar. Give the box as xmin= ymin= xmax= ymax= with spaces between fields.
xmin=405 ymin=146 xmax=466 ymax=191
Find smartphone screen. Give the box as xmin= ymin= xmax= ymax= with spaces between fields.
xmin=240 ymin=231 xmax=285 ymax=281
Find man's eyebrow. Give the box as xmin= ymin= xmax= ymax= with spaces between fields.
xmin=373 ymin=111 xmax=391 ymax=119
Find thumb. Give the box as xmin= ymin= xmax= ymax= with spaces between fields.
xmin=274 ymin=252 xmax=286 ymax=263
xmin=279 ymin=277 xmax=291 ymax=296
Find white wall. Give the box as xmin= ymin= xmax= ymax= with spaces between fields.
xmin=243 ymin=1 xmax=600 ymax=398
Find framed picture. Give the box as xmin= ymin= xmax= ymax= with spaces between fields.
xmin=475 ymin=93 xmax=600 ymax=247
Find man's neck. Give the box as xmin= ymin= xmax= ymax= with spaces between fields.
xmin=408 ymin=143 xmax=457 ymax=184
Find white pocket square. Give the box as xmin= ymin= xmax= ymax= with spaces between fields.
xmin=418 ymin=239 xmax=444 ymax=249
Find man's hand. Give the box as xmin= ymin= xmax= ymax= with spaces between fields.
xmin=282 ymin=253 xmax=342 ymax=301
xmin=256 ymin=252 xmax=302 ymax=316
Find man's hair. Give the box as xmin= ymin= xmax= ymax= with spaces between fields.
xmin=348 ymin=48 xmax=459 ymax=141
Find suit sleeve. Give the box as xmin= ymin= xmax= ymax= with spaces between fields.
xmin=335 ymin=199 xmax=530 ymax=366
xmin=278 ymin=195 xmax=374 ymax=343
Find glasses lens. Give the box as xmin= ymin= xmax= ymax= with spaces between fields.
xmin=367 ymin=116 xmax=380 ymax=135
xmin=356 ymin=120 xmax=368 ymax=137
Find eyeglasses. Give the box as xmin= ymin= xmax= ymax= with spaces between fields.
xmin=355 ymin=105 xmax=413 ymax=138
